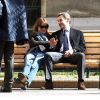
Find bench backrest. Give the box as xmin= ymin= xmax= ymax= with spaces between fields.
xmin=85 ymin=33 xmax=100 ymax=60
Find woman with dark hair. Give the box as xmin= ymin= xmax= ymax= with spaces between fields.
xmin=15 ymin=17 xmax=52 ymax=90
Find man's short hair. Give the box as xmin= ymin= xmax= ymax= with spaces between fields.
xmin=57 ymin=12 xmax=71 ymax=20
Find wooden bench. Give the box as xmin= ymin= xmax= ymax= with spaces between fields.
xmin=1 ymin=32 xmax=100 ymax=78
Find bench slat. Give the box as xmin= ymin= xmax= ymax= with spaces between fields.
xmin=84 ymin=33 xmax=100 ymax=36
xmin=86 ymin=48 xmax=100 ymax=54
xmin=86 ymin=43 xmax=100 ymax=47
xmin=85 ymin=37 xmax=100 ymax=42
xmin=54 ymin=59 xmax=99 ymax=68
xmin=14 ymin=48 xmax=28 ymax=54
xmin=86 ymin=55 xmax=100 ymax=59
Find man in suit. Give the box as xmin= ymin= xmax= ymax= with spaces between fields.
xmin=43 ymin=12 xmax=86 ymax=90
xmin=0 ymin=0 xmax=28 ymax=92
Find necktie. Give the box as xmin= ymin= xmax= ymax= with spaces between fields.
xmin=62 ymin=30 xmax=69 ymax=52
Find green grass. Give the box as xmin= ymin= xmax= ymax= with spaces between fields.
xmin=0 ymin=72 xmax=4 ymax=78
xmin=0 ymin=70 xmax=99 ymax=79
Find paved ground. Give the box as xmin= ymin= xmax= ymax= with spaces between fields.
xmin=0 ymin=88 xmax=100 ymax=100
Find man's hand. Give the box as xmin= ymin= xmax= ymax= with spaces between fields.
xmin=64 ymin=50 xmax=73 ymax=57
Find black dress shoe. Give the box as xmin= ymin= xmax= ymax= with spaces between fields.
xmin=78 ymin=81 xmax=86 ymax=90
xmin=41 ymin=81 xmax=53 ymax=90
xmin=0 ymin=86 xmax=12 ymax=92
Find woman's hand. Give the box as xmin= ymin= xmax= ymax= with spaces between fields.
xmin=49 ymin=37 xmax=58 ymax=48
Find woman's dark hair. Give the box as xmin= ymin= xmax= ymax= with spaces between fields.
xmin=32 ymin=17 xmax=49 ymax=35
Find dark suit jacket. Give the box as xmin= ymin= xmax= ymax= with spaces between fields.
xmin=0 ymin=0 xmax=28 ymax=44
xmin=51 ymin=28 xmax=86 ymax=53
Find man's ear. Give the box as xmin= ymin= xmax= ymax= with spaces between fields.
xmin=66 ymin=18 xmax=70 ymax=23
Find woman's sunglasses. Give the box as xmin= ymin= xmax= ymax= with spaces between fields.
xmin=40 ymin=25 xmax=49 ymax=29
